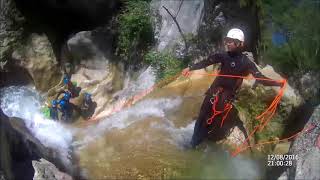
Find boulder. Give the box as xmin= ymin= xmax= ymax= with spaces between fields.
xmin=32 ymin=159 xmax=72 ymax=180
xmin=0 ymin=108 xmax=74 ymax=179
xmin=67 ymin=29 xmax=113 ymax=64
xmin=289 ymin=71 xmax=320 ymax=102
xmin=235 ymin=64 xmax=303 ymax=152
xmin=66 ymin=29 xmax=125 ymax=119
xmin=12 ymin=33 xmax=62 ymax=92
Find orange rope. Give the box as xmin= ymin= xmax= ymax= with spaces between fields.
xmin=191 ymin=72 xmax=286 ymax=129
xmin=85 ymin=74 xmax=180 ymax=124
xmin=220 ymin=103 xmax=233 ymax=128
xmin=189 ymin=73 xmax=287 ymax=156
xmin=231 ymin=123 xmax=317 ymax=157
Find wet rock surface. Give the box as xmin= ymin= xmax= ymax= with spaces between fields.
xmin=32 ymin=158 xmax=72 ymax=180
xmin=12 ymin=33 xmax=62 ymax=92
xmin=0 ymin=0 xmax=24 ymax=64
xmin=289 ymin=71 xmax=320 ymax=102
xmin=0 ymin=108 xmax=38 ymax=180
xmin=279 ymin=105 xmax=320 ymax=180
xmin=0 ymin=108 xmax=74 ymax=179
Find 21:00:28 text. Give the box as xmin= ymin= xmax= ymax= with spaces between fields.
xmin=268 ymin=160 xmax=293 ymax=166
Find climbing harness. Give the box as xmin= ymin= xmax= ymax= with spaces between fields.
xmin=206 ymin=88 xmax=233 ymax=128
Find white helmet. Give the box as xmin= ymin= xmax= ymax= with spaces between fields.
xmin=226 ymin=28 xmax=245 ymax=42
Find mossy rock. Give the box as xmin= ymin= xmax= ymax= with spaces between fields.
xmin=235 ymin=85 xmax=287 ymax=154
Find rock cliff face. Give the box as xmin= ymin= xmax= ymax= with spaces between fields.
xmin=278 ymin=105 xmax=320 ymax=180
xmin=151 ymin=0 xmax=260 ymax=62
xmin=0 ymin=108 xmax=74 ymax=179
xmin=0 ymin=0 xmax=24 ymax=65
xmin=289 ymin=71 xmax=320 ymax=102
xmin=0 ymin=108 xmax=39 ymax=180
xmin=198 ymin=0 xmax=260 ymax=58
xmin=151 ymin=0 xmax=204 ymax=51
xmin=12 ymin=33 xmax=62 ymax=92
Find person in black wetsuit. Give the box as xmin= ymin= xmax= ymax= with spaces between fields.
xmin=58 ymin=92 xmax=73 ymax=122
xmin=182 ymin=28 xmax=284 ymax=148
xmin=49 ymin=100 xmax=59 ymax=121
xmin=62 ymin=74 xmax=81 ymax=98
xmin=80 ymin=92 xmax=97 ymax=119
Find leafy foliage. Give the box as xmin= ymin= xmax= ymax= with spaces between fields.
xmin=116 ymin=0 xmax=154 ymax=62
xmin=260 ymin=0 xmax=319 ymax=74
xmin=261 ymin=0 xmax=320 ymax=74
xmin=144 ymin=51 xmax=185 ymax=81
xmin=240 ymin=0 xmax=320 ymax=74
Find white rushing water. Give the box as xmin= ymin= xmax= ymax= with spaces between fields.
xmin=0 ymin=84 xmax=261 ymax=179
xmin=0 ymin=86 xmax=73 ymax=166
xmin=115 ymin=66 xmax=156 ymax=99
xmin=75 ymin=97 xmax=186 ymax=147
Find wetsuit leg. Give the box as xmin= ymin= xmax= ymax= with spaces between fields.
xmin=61 ymin=110 xmax=67 ymax=122
xmin=213 ymin=90 xmax=232 ymax=126
xmin=61 ymin=106 xmax=72 ymax=122
xmin=191 ymin=95 xmax=213 ymax=148
xmin=191 ymin=89 xmax=235 ymax=147
xmin=52 ymin=109 xmax=58 ymax=121
xmin=50 ymin=108 xmax=59 ymax=121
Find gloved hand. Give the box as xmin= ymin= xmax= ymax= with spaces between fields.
xmin=181 ymin=67 xmax=191 ymax=76
xmin=279 ymin=79 xmax=287 ymax=88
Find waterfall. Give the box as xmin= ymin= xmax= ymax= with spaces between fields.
xmin=0 ymin=86 xmax=73 ymax=166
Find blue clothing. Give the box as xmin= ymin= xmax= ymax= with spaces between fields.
xmin=49 ymin=107 xmax=59 ymax=121
xmin=59 ymin=100 xmax=72 ymax=122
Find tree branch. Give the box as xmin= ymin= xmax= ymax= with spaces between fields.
xmin=162 ymin=5 xmax=188 ymax=53
xmin=175 ymin=0 xmax=184 ymax=18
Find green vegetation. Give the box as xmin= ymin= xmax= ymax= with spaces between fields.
xmin=236 ymin=86 xmax=286 ymax=153
xmin=241 ymin=0 xmax=320 ymax=75
xmin=144 ymin=51 xmax=185 ymax=81
xmin=116 ymin=0 xmax=154 ymax=62
xmin=263 ymin=0 xmax=320 ymax=74
xmin=116 ymin=0 xmax=189 ymax=82
xmin=41 ymin=106 xmax=50 ymax=119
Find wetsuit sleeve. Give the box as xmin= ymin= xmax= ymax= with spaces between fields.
xmin=189 ymin=53 xmax=223 ymax=70
xmin=248 ymin=61 xmax=282 ymax=87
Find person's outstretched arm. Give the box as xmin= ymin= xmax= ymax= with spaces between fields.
xmin=190 ymin=53 xmax=224 ymax=70
xmin=248 ymin=61 xmax=283 ymax=87
xmin=182 ymin=53 xmax=223 ymax=76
